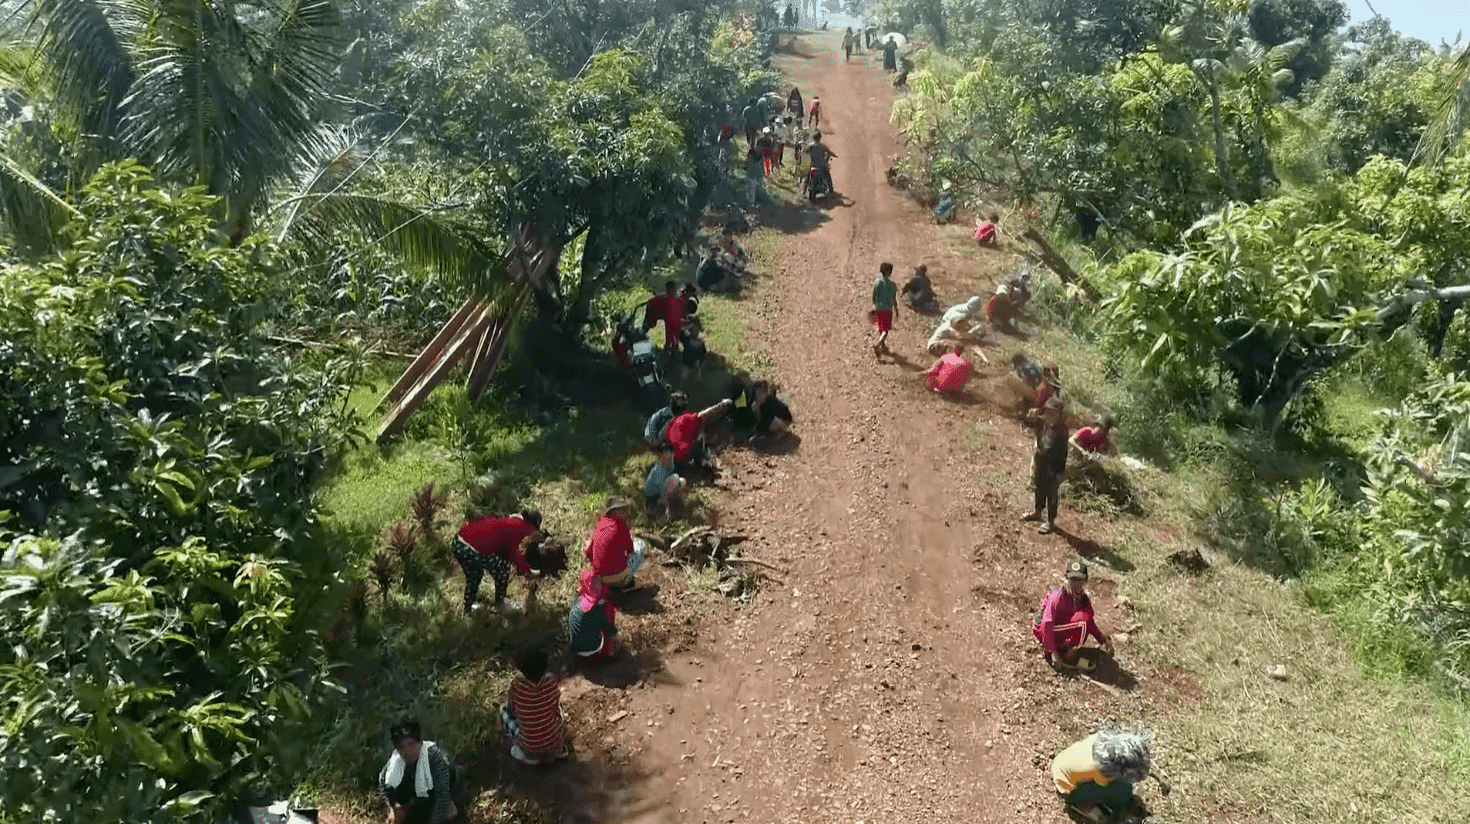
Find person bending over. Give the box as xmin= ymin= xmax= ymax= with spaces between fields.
xmin=643 ymin=391 xmax=687 ymax=448
xmin=901 ymin=264 xmax=937 ymax=312
xmin=452 ymin=509 xmax=543 ymax=615
xmin=1051 ymin=725 xmax=1152 ymax=824
xmin=645 ymin=441 xmax=690 ymax=518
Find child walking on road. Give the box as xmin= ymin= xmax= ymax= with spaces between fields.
xmin=871 ymin=262 xmax=898 ymax=356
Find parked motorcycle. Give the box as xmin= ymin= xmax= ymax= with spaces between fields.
xmin=803 ymin=166 xmax=833 ymax=202
xmin=613 ymin=302 xmax=668 ymax=407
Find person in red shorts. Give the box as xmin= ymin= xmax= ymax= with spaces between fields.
xmin=923 ymin=345 xmax=983 ymax=393
xmin=583 ymin=496 xmax=645 ymax=591
xmin=870 ymin=261 xmax=898 ymax=355
xmin=501 ymin=639 xmax=569 ymax=765
xmin=808 ymin=96 xmax=821 ymax=129
xmin=1033 ymin=560 xmax=1113 ymax=670
xmin=642 ymin=281 xmax=686 ymax=353
xmin=452 ymin=509 xmax=543 ymax=614
xmin=665 ymin=397 xmax=733 ymax=472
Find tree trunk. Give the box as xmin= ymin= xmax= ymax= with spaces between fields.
xmin=564 ymin=218 xmax=605 ymax=335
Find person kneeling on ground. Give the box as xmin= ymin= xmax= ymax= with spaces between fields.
xmin=933 ymin=185 xmax=956 ymax=224
xmin=567 ymin=568 xmax=618 ymax=659
xmin=1023 ymin=394 xmax=1069 ymax=534
xmin=452 ymin=509 xmax=544 ymax=615
xmin=697 ymin=245 xmax=738 ymax=293
xmin=501 ymin=639 xmax=570 ymax=766
xmin=927 ymin=296 xmax=986 ymax=356
xmin=584 ymin=496 xmax=645 ymax=592
xmin=666 ymin=397 xmax=734 ymax=472
xmin=645 ymin=441 xmax=690 ymax=518
xmin=644 ymin=391 xmax=687 ymax=448
xmin=923 ymin=345 xmax=983 ymax=394
xmin=901 ymin=264 xmax=938 ymax=313
xmin=729 ymin=378 xmax=793 ymax=439
xmin=1051 ymin=725 xmax=1152 ymax=824
xmin=1033 ymin=560 xmax=1113 ymax=669
xmin=380 ymin=720 xmax=463 ymax=824
xmin=974 ymin=212 xmax=1000 ymax=247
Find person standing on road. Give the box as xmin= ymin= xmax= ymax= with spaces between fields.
xmin=843 ymin=26 xmax=854 ymax=60
xmin=787 ymin=87 xmax=805 ymax=127
xmin=882 ymin=36 xmax=899 ymax=72
xmin=1024 ymin=394 xmax=1069 ymax=533
xmin=809 ymin=95 xmax=821 ymax=129
xmin=870 ymin=262 xmax=899 ymax=355
xmin=1032 ymin=560 xmax=1114 ymax=668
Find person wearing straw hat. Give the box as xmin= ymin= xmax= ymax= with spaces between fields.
xmin=583 ymin=496 xmax=646 ymax=592
xmin=1024 ymin=393 xmax=1069 ymax=533
xmin=1033 ymin=560 xmax=1113 ymax=669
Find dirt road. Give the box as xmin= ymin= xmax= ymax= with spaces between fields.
xmin=516 ymin=32 xmax=1144 ymax=824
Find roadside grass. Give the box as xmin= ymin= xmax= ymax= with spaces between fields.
xmin=993 ymin=266 xmax=1470 ymax=824
xmin=310 ymin=231 xmax=782 ymax=819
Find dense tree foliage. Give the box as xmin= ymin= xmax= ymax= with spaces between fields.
xmin=0 ymin=163 xmax=358 ymax=822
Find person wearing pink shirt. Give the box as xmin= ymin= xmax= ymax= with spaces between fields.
xmin=923 ymin=345 xmax=985 ymax=393
xmin=1033 ymin=560 xmax=1113 ymax=669
xmin=1071 ymin=414 xmax=1116 ymax=457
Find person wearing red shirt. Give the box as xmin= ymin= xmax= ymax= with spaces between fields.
xmin=502 ymin=640 xmax=569 ymax=765
xmin=583 ymin=496 xmax=646 ymax=590
xmin=642 ymin=281 xmax=687 ymax=352
xmin=665 ymin=398 xmax=733 ymax=471
xmin=1033 ymin=560 xmax=1113 ymax=669
xmin=974 ymin=212 xmax=999 ymax=247
xmin=1071 ymin=413 xmax=1116 ymax=457
xmin=453 ymin=510 xmax=543 ymax=614
xmin=808 ymin=96 xmax=821 ymax=129
xmin=923 ymin=344 xmax=986 ymax=393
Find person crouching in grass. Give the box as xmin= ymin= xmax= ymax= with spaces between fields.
xmin=645 ymin=441 xmax=690 ymax=518
xmin=501 ymin=639 xmax=570 ymax=766
xmin=1051 ymin=726 xmax=1153 ymax=824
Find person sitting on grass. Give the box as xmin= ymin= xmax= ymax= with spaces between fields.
xmin=645 ymin=441 xmax=690 ymax=518
xmin=665 ymin=397 xmax=734 ymax=472
xmin=644 ymin=391 xmax=687 ymax=448
xmin=568 ymin=568 xmax=618 ymax=660
xmin=380 ymin=720 xmax=463 ymax=824
xmin=697 ymin=245 xmax=735 ymax=293
xmin=923 ymin=344 xmax=984 ymax=394
xmin=501 ymin=639 xmax=570 ymax=766
xmin=452 ymin=509 xmax=544 ymax=615
xmin=1051 ymin=726 xmax=1152 ymax=824
xmin=728 ymin=378 xmax=793 ymax=439
xmin=584 ymin=496 xmax=645 ymax=592
xmin=975 ymin=211 xmax=1000 ymax=247
xmin=679 ymin=319 xmax=708 ymax=380
xmin=1033 ymin=560 xmax=1113 ymax=669
xmin=901 ymin=264 xmax=938 ymax=312
xmin=720 ymin=231 xmax=750 ymax=277
xmin=933 ymin=185 xmax=957 ymax=224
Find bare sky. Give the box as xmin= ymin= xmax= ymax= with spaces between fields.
xmin=1353 ymin=0 xmax=1465 ymax=47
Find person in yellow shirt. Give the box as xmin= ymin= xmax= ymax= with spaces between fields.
xmin=1051 ymin=727 xmax=1153 ymax=823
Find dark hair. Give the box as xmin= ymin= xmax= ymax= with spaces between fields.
xmin=389 ymin=719 xmax=422 ymax=746
xmin=681 ymin=283 xmax=697 ymax=295
xmin=914 ymin=264 xmax=928 ymax=277
xmin=988 ymin=212 xmax=999 ymax=222
xmin=515 ymin=641 xmax=550 ymax=682
xmin=665 ymin=280 xmax=677 ymax=291
xmin=879 ymin=262 xmax=893 ymax=276
xmin=518 ymin=509 xmax=542 ymax=530
xmin=812 ymin=130 xmax=822 ymax=141
xmin=657 ymin=440 xmax=676 ymax=454
xmin=525 ymin=539 xmax=568 ymax=577
xmin=669 ymin=391 xmax=689 ymax=413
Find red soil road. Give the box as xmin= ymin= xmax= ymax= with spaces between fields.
xmin=524 ymin=32 xmax=1151 ymax=824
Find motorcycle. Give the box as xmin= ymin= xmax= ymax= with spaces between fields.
xmin=803 ymin=166 xmax=833 ymax=202
xmin=613 ymin=303 xmax=668 ymax=407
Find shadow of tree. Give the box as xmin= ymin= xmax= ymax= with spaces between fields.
xmin=1054 ymin=526 xmax=1137 ymax=573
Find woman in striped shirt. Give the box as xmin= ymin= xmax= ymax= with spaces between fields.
xmin=502 ymin=641 xmax=569 ymax=765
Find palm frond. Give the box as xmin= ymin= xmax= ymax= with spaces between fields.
xmin=276 ymin=189 xmax=514 ymax=298
xmin=14 ymin=0 xmax=134 ymax=142
xmin=0 ymin=146 xmax=77 ymax=254
xmin=1416 ymin=42 xmax=1470 ymax=169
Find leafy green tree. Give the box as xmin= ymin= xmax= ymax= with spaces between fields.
xmin=0 ymin=162 xmax=354 ymax=822
xmin=1245 ymin=0 xmax=1348 ymax=97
